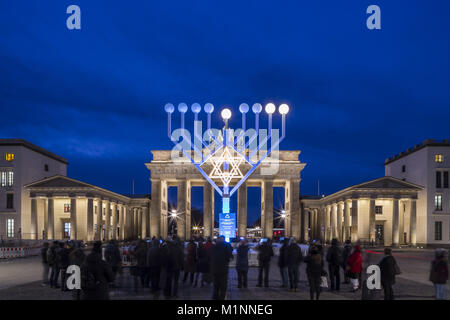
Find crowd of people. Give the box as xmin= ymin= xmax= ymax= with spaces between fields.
xmin=39 ymin=235 xmax=449 ymax=300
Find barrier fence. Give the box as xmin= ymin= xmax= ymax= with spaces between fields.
xmin=0 ymin=246 xmax=41 ymax=259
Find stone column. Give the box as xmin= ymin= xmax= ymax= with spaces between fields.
xmin=319 ymin=207 xmax=325 ymax=242
xmin=410 ymin=199 xmax=417 ymax=246
xmin=70 ymin=197 xmax=77 ymax=240
xmin=105 ymin=200 xmax=111 ymax=241
xmin=313 ymin=209 xmax=319 ymax=240
xmin=392 ymin=198 xmax=400 ymax=246
xmin=369 ymin=198 xmax=376 ymax=242
xmin=337 ymin=203 xmax=343 ymax=241
xmin=260 ymin=182 xmax=266 ymax=237
xmin=111 ymin=202 xmax=118 ymax=239
xmin=263 ymin=181 xmax=274 ymax=238
xmin=47 ymin=197 xmax=54 ymax=240
xmin=290 ymin=180 xmax=301 ymax=240
xmin=96 ymin=200 xmax=103 ymax=241
xmin=284 ymin=181 xmax=291 ymax=237
xmin=126 ymin=207 xmax=130 ymax=239
xmin=87 ymin=198 xmax=94 ymax=241
xmin=324 ymin=206 xmax=330 ymax=242
xmin=119 ymin=205 xmax=124 ymax=240
xmin=343 ymin=201 xmax=349 ymax=241
xmin=237 ymin=182 xmax=247 ymax=238
xmin=142 ymin=206 xmax=148 ymax=239
xmin=351 ymin=199 xmax=358 ymax=242
xmin=304 ymin=209 xmax=310 ymax=242
xmin=150 ymin=179 xmax=161 ymax=238
xmin=186 ymin=180 xmax=192 ymax=240
xmin=129 ymin=207 xmax=134 ymax=239
xmin=203 ymin=184 xmax=214 ymax=238
xmin=331 ymin=204 xmax=338 ymax=240
xmin=177 ymin=180 xmax=187 ymax=240
xmin=134 ymin=208 xmax=139 ymax=238
xmin=31 ymin=198 xmax=38 ymax=240
xmin=161 ymin=180 xmax=168 ymax=238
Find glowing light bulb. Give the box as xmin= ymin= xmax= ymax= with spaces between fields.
xmin=178 ymin=103 xmax=188 ymax=113
xmin=252 ymin=103 xmax=262 ymax=114
xmin=239 ymin=103 xmax=249 ymax=113
xmin=164 ymin=103 xmax=175 ymax=113
xmin=191 ymin=103 xmax=201 ymax=113
xmin=204 ymin=103 xmax=214 ymax=114
xmin=221 ymin=108 xmax=232 ymax=120
xmin=265 ymin=103 xmax=276 ymax=114
xmin=279 ymin=104 xmax=289 ymax=115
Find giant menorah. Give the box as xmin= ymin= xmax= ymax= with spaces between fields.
xmin=165 ymin=102 xmax=289 ymax=241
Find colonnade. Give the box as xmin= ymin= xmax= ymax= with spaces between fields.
xmin=304 ymin=197 xmax=417 ymax=246
xmin=29 ymin=195 xmax=149 ymax=241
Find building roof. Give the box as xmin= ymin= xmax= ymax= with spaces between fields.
xmin=301 ymin=176 xmax=423 ymax=208
xmin=0 ymin=139 xmax=68 ymax=164
xmin=122 ymin=194 xmax=151 ymax=199
xmin=384 ymin=139 xmax=450 ymax=165
xmin=24 ymin=175 xmax=133 ymax=202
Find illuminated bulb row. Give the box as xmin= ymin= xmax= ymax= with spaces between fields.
xmin=165 ymin=103 xmax=289 ymax=116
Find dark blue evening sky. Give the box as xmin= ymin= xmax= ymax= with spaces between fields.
xmin=1 ymin=1 xmax=450 ymax=224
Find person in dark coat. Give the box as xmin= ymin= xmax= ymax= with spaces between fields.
xmin=202 ymin=237 xmax=214 ymax=284
xmin=429 ymin=249 xmax=448 ymax=300
xmin=47 ymin=241 xmax=60 ymax=288
xmin=104 ymin=240 xmax=121 ymax=277
xmin=41 ymin=242 xmax=50 ymax=286
xmin=278 ymin=238 xmax=289 ymax=288
xmin=287 ymin=237 xmax=303 ymax=291
xmin=80 ymin=241 xmax=114 ymax=300
xmin=57 ymin=242 xmax=71 ymax=291
xmin=134 ymin=240 xmax=149 ymax=288
xmin=69 ymin=242 xmax=86 ymax=300
xmin=183 ymin=239 xmax=198 ymax=285
xmin=378 ymin=247 xmax=400 ymax=300
xmin=341 ymin=240 xmax=352 ymax=284
xmin=235 ymin=238 xmax=250 ymax=289
xmin=256 ymin=239 xmax=274 ymax=287
xmin=326 ymin=238 xmax=342 ymax=291
xmin=210 ymin=236 xmax=233 ymax=300
xmin=305 ymin=245 xmax=324 ymax=300
xmin=147 ymin=239 xmax=162 ymax=293
xmin=162 ymin=237 xmax=184 ymax=298
xmin=195 ymin=242 xmax=210 ymax=287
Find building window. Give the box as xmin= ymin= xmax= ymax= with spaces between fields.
xmin=64 ymin=204 xmax=71 ymax=212
xmin=435 ymin=154 xmax=444 ymax=163
xmin=64 ymin=222 xmax=71 ymax=238
xmin=6 ymin=194 xmax=13 ymax=209
xmin=5 ymin=153 xmax=14 ymax=162
xmin=437 ymin=171 xmax=442 ymax=188
xmin=44 ymin=164 xmax=49 ymax=172
xmin=375 ymin=206 xmax=383 ymax=214
xmin=0 ymin=170 xmax=13 ymax=187
xmin=435 ymin=194 xmax=443 ymax=211
xmin=6 ymin=219 xmax=14 ymax=238
xmin=435 ymin=221 xmax=442 ymax=240
xmin=402 ymin=165 xmax=406 ymax=173
xmin=444 ymin=171 xmax=449 ymax=188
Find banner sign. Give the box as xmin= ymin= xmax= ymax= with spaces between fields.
xmin=219 ymin=212 xmax=236 ymax=241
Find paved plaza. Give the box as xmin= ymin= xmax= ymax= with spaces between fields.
xmin=0 ymin=247 xmax=447 ymax=300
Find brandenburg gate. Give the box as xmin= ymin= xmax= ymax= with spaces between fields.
xmin=146 ymin=150 xmax=306 ymax=240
